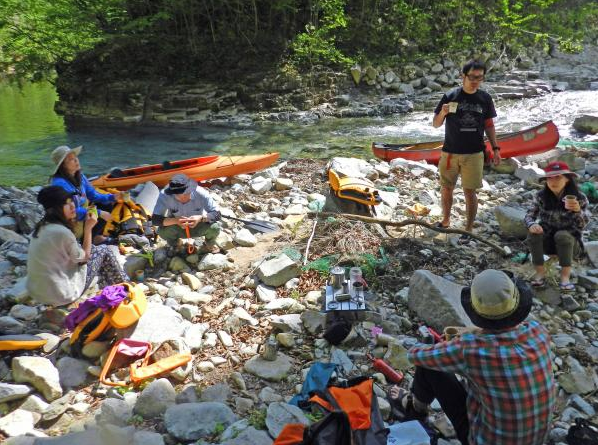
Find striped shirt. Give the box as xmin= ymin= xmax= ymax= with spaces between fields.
xmin=408 ymin=321 xmax=555 ymax=445
xmin=152 ymin=185 xmax=220 ymax=225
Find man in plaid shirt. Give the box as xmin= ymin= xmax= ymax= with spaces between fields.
xmin=389 ymin=269 xmax=555 ymax=444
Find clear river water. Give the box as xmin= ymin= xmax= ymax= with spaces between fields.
xmin=0 ymin=82 xmax=597 ymax=187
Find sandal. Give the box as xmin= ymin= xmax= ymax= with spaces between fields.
xmin=559 ymin=282 xmax=575 ymax=292
xmin=530 ymin=277 xmax=546 ymax=287
xmin=457 ymin=234 xmax=471 ymax=245
xmin=434 ymin=222 xmax=449 ymax=229
xmin=387 ymin=386 xmax=428 ymax=422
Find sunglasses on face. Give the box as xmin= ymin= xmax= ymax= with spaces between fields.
xmin=465 ymin=74 xmax=484 ymax=81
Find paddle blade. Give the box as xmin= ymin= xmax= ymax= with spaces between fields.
xmin=244 ymin=220 xmax=279 ymax=233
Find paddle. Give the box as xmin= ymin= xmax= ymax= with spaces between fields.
xmin=220 ymin=215 xmax=279 ymax=233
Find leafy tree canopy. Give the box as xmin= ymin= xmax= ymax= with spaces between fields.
xmin=1 ymin=0 xmax=597 ymax=83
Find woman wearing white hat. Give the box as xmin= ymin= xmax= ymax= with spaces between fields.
xmin=50 ymin=145 xmax=122 ymax=244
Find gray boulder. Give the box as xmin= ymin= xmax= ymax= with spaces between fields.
xmin=12 ymin=356 xmax=62 ymax=402
xmin=125 ymin=303 xmax=186 ymax=346
xmin=244 ymin=353 xmax=293 ymax=382
xmin=494 ymin=206 xmax=528 ymax=239
xmin=164 ymin=402 xmax=237 ymax=441
xmin=573 ymin=114 xmax=598 ymax=134
xmin=266 ymin=402 xmax=310 ymax=438
xmin=256 ymin=254 xmax=300 ymax=287
xmin=0 ymin=383 xmax=31 ymax=403
xmin=57 ymin=357 xmax=90 ymax=388
xmin=407 ymin=270 xmax=473 ymax=330
xmin=134 ymin=378 xmax=176 ymax=418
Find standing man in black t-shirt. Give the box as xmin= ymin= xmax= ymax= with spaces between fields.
xmin=433 ymin=60 xmax=501 ymax=244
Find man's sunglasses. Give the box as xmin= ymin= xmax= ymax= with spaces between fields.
xmin=465 ymin=74 xmax=484 ymax=81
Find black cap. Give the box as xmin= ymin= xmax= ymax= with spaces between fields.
xmin=37 ymin=186 xmax=74 ymax=210
xmin=165 ymin=174 xmax=193 ymax=195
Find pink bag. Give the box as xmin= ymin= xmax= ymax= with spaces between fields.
xmin=100 ymin=338 xmax=151 ymax=387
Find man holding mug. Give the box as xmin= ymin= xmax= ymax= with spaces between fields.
xmin=387 ymin=270 xmax=555 ymax=445
xmin=432 ymin=60 xmax=501 ymax=245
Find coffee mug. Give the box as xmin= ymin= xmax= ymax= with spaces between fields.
xmin=448 ymin=102 xmax=458 ymax=113
xmin=444 ymin=326 xmax=460 ymax=341
xmin=563 ymin=195 xmax=578 ymax=209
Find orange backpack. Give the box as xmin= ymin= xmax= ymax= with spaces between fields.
xmin=274 ymin=377 xmax=388 ymax=445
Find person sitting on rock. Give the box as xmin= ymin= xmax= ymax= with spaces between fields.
xmin=151 ymin=174 xmax=221 ymax=252
xmin=524 ymin=161 xmax=590 ymax=291
xmin=27 ymin=186 xmax=128 ymax=307
xmin=50 ymin=145 xmax=123 ymax=244
xmin=388 ymin=269 xmax=555 ymax=445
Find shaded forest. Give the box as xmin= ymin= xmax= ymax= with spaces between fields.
xmin=1 ymin=0 xmax=597 ymax=83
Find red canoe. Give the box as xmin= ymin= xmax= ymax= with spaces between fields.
xmin=372 ymin=120 xmax=559 ymax=164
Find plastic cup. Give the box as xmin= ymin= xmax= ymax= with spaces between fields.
xmin=448 ymin=102 xmax=458 ymax=113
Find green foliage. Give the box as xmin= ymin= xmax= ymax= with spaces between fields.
xmin=247 ymin=408 xmax=268 ymax=430
xmin=1 ymin=0 xmax=597 ymax=82
xmin=290 ymin=0 xmax=353 ymax=68
xmin=126 ymin=414 xmax=144 ymax=426
xmin=305 ymin=409 xmax=325 ymax=422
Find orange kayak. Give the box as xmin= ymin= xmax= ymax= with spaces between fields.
xmin=372 ymin=120 xmax=559 ymax=164
xmin=91 ymin=153 xmax=280 ymax=190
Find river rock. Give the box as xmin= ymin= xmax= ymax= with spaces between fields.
xmin=226 ymin=426 xmax=273 ymax=445
xmin=256 ymin=283 xmax=277 ymax=302
xmin=234 ymin=228 xmax=257 ymax=247
xmin=17 ymin=394 xmax=49 ymax=414
xmin=12 ymin=356 xmax=62 ymax=402
xmin=197 ymin=253 xmax=231 ymax=270
xmin=98 ymin=398 xmax=133 ymax=426
xmin=494 ymin=206 xmax=528 ymax=238
xmin=123 ymin=255 xmax=147 ymax=279
xmin=0 ymin=316 xmax=25 ymax=334
xmin=573 ymin=114 xmax=598 ymax=134
xmin=407 ymin=270 xmax=472 ymax=330
xmin=9 ymin=304 xmax=38 ymax=321
xmin=0 ymin=409 xmax=39 ymax=437
xmin=256 ymin=254 xmax=300 ymax=287
xmin=134 ymin=378 xmax=176 ymax=418
xmin=300 ymin=310 xmax=326 ymax=335
xmin=0 ymin=226 xmax=27 ymax=244
xmin=250 ymin=177 xmax=273 ymax=194
xmin=266 ymin=402 xmax=310 ymax=438
xmin=200 ymin=383 xmax=231 ymax=403
xmin=328 ymin=157 xmax=376 ymax=179
xmin=164 ymin=402 xmax=237 ymax=441
xmin=270 ymin=313 xmax=303 ymax=333
xmin=264 ymin=298 xmax=305 ymax=312
xmin=558 ymin=357 xmax=597 ymax=394
xmin=181 ymin=272 xmax=202 ymax=290
xmin=125 ymin=303 xmax=185 ymax=345
xmin=133 ymin=430 xmax=165 ymax=445
xmin=57 ymin=357 xmax=89 ymax=388
xmin=244 ymin=353 xmax=293 ymax=381
xmin=0 ymin=383 xmax=31 ymax=403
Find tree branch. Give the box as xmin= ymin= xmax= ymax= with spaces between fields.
xmin=309 ymin=212 xmax=508 ymax=256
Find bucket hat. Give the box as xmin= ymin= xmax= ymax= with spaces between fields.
xmin=540 ymin=161 xmax=578 ymax=180
xmin=51 ymin=145 xmax=82 ymax=175
xmin=164 ymin=174 xmax=195 ymax=195
xmin=461 ymin=269 xmax=533 ymax=330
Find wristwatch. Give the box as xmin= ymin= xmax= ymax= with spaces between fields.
xmin=492 ymin=145 xmax=501 ymax=151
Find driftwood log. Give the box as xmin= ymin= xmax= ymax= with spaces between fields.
xmin=308 ymin=211 xmax=508 ymax=256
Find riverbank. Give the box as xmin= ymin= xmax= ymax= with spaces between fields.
xmin=54 ymin=45 xmax=598 ymax=128
xmin=2 ymin=146 xmax=598 ymax=443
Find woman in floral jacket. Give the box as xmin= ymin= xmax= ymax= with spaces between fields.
xmin=524 ymin=161 xmax=590 ymax=291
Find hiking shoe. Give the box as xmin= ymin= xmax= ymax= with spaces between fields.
xmin=387 ymin=386 xmax=428 ymax=422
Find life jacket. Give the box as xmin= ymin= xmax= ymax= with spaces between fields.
xmin=274 ymin=377 xmax=389 ymax=445
xmin=69 ymin=283 xmax=147 ymax=357
xmin=328 ymin=169 xmax=381 ymax=207
xmin=103 ymin=199 xmax=155 ymax=240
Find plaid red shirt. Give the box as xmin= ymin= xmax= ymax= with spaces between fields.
xmin=409 ymin=321 xmax=555 ymax=445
